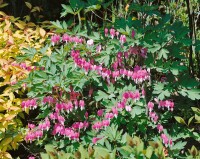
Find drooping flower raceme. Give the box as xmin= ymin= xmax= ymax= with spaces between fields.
xmin=147 ymin=102 xmax=154 ymax=112
xmin=110 ymin=28 xmax=115 ymax=39
xmin=120 ymin=35 xmax=126 ymax=44
xmin=21 ymin=99 xmax=37 ymax=110
xmin=92 ymin=137 xmax=101 ymax=144
xmin=62 ymin=34 xmax=83 ymax=44
xmin=116 ymin=31 xmax=119 ymax=39
xmin=157 ymin=124 xmax=163 ymax=133
xmin=104 ymin=28 xmax=108 ymax=36
xmin=51 ymin=34 xmax=60 ymax=45
xmin=97 ymin=109 xmax=104 ymax=117
xmin=71 ymin=50 xmax=150 ymax=84
xmin=158 ymin=100 xmax=174 ymax=111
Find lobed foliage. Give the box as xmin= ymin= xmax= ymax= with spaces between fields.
xmin=16 ymin=21 xmax=200 ymax=158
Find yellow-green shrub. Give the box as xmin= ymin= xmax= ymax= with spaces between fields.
xmin=0 ymin=11 xmax=49 ymax=158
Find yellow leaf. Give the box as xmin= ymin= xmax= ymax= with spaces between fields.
xmin=11 ymin=141 xmax=17 ymax=150
xmin=25 ymin=2 xmax=32 ymax=9
xmin=80 ymin=17 xmax=85 ymax=21
xmin=10 ymin=74 xmax=17 ymax=84
xmin=6 ymin=100 xmax=12 ymax=107
xmin=1 ymin=64 xmax=10 ymax=72
xmin=7 ymin=35 xmax=14 ymax=45
xmin=4 ymin=152 xmax=12 ymax=159
xmin=27 ymin=22 xmax=36 ymax=27
xmin=4 ymin=75 xmax=10 ymax=82
xmin=9 ymin=15 xmax=15 ymax=22
xmin=9 ymin=92 xmax=15 ymax=101
xmin=5 ymin=18 xmax=10 ymax=25
xmin=132 ymin=17 xmax=137 ymax=20
xmin=1 ymin=145 xmax=8 ymax=152
xmin=0 ymin=82 xmax=7 ymax=87
xmin=24 ymin=15 xmax=30 ymax=21
xmin=31 ymin=6 xmax=41 ymax=12
xmin=14 ymin=22 xmax=25 ymax=30
xmin=3 ymin=20 xmax=11 ymax=32
xmin=4 ymin=114 xmax=16 ymax=121
xmin=0 ymin=137 xmax=12 ymax=147
xmin=13 ymin=133 xmax=23 ymax=143
xmin=13 ymin=98 xmax=21 ymax=105
xmin=0 ymin=152 xmax=12 ymax=159
xmin=3 ymin=87 xmax=12 ymax=94
xmin=9 ymin=106 xmax=20 ymax=111
xmin=125 ymin=4 xmax=129 ymax=12
xmin=25 ymin=107 xmax=29 ymax=114
xmin=39 ymin=38 xmax=46 ymax=44
xmin=46 ymin=48 xmax=52 ymax=56
xmin=18 ymin=112 xmax=25 ymax=119
xmin=39 ymin=28 xmax=46 ymax=37
xmin=0 ymin=11 xmax=6 ymax=16
xmin=0 ymin=127 xmax=5 ymax=132
xmin=0 ymin=59 xmax=7 ymax=65
xmin=0 ymin=113 xmax=4 ymax=120
xmin=13 ymin=30 xmax=24 ymax=38
xmin=0 ymin=105 xmax=7 ymax=111
xmin=2 ymin=121 xmax=8 ymax=128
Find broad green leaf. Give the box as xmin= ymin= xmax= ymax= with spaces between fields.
xmin=61 ymin=4 xmax=74 ymax=15
xmin=188 ymin=116 xmax=194 ymax=126
xmin=40 ymin=153 xmax=50 ymax=159
xmin=78 ymin=145 xmax=89 ymax=159
xmin=94 ymin=90 xmax=108 ymax=101
xmin=179 ymin=89 xmax=200 ymax=100
xmin=194 ymin=114 xmax=200 ymax=123
xmin=171 ymin=141 xmax=187 ymax=150
xmin=136 ymin=142 xmax=144 ymax=155
xmin=189 ymin=145 xmax=198 ymax=157
xmin=85 ymin=4 xmax=101 ymax=13
xmin=131 ymin=106 xmax=144 ymax=118
xmin=0 ymin=3 xmax=8 ymax=8
xmin=170 ymin=68 xmax=179 ymax=75
xmin=174 ymin=116 xmax=186 ymax=125
xmin=158 ymin=48 xmax=169 ymax=59
xmin=36 ymin=109 xmax=50 ymax=119
xmin=120 ymin=146 xmax=132 ymax=153
xmin=93 ymin=146 xmax=110 ymax=158
xmin=191 ymin=107 xmax=200 ymax=115
xmin=145 ymin=146 xmax=153 ymax=158
xmin=105 ymin=140 xmax=112 ymax=151
xmin=102 ymin=0 xmax=114 ymax=9
xmin=157 ymin=90 xmax=171 ymax=100
xmin=25 ymin=2 xmax=32 ymax=9
xmin=51 ymin=20 xmax=63 ymax=29
xmin=188 ymin=89 xmax=200 ymax=100
xmin=148 ymin=43 xmax=161 ymax=53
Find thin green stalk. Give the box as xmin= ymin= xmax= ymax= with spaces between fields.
xmin=78 ymin=12 xmax=81 ymax=26
xmin=186 ymin=0 xmax=195 ymax=77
